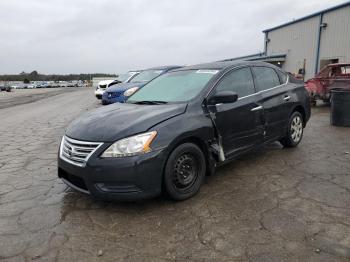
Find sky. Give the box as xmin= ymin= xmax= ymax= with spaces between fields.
xmin=0 ymin=0 xmax=347 ymax=74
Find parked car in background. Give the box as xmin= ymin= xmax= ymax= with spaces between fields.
xmin=77 ymin=81 xmax=85 ymax=87
xmin=50 ymin=82 xmax=57 ymax=88
xmin=59 ymin=81 xmax=69 ymax=87
xmin=305 ymin=63 xmax=350 ymax=105
xmin=17 ymin=83 xmax=29 ymax=89
xmin=36 ymin=82 xmax=49 ymax=88
xmin=47 ymin=81 xmax=55 ymax=88
xmin=10 ymin=83 xmax=20 ymax=89
xmin=94 ymin=79 xmax=115 ymax=99
xmin=94 ymin=71 xmax=139 ymax=99
xmin=11 ymin=83 xmax=25 ymax=89
xmin=101 ymin=66 xmax=181 ymax=105
xmin=67 ymin=81 xmax=78 ymax=87
xmin=0 ymin=84 xmax=11 ymax=92
xmin=58 ymin=61 xmax=310 ymax=201
xmin=107 ymin=71 xmax=140 ymax=88
xmin=27 ymin=83 xmax=36 ymax=89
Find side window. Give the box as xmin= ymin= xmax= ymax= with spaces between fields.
xmin=214 ymin=67 xmax=255 ymax=98
xmin=252 ymin=67 xmax=281 ymax=92
xmin=341 ymin=66 xmax=350 ymax=75
xmin=276 ymin=70 xmax=288 ymax=84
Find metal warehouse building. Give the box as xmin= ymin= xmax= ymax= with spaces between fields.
xmin=225 ymin=1 xmax=350 ymax=80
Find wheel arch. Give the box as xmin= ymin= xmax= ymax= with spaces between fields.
xmin=163 ymin=135 xmax=215 ymax=178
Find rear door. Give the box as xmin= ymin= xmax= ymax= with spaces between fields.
xmin=208 ymin=67 xmax=265 ymax=157
xmin=251 ymin=66 xmax=290 ymax=141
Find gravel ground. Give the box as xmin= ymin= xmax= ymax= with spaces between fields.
xmin=0 ymin=88 xmax=349 ymax=261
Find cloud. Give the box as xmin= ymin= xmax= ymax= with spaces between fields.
xmin=0 ymin=0 xmax=346 ymax=74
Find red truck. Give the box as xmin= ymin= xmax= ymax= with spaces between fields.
xmin=305 ymin=63 xmax=350 ymax=105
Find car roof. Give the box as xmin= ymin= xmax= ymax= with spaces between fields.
xmin=171 ymin=60 xmax=278 ymax=71
xmin=144 ymin=65 xmax=182 ymax=71
xmin=327 ymin=63 xmax=350 ymax=67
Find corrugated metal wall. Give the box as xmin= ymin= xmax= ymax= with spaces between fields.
xmin=266 ymin=5 xmax=350 ymax=80
xmin=266 ymin=17 xmax=319 ymax=80
xmin=319 ymin=6 xmax=350 ymax=66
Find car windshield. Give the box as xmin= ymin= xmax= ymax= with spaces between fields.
xmin=128 ymin=69 xmax=218 ymax=103
xmin=116 ymin=73 xmax=130 ymax=83
xmin=129 ymin=69 xmax=164 ymax=83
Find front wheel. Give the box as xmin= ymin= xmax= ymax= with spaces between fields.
xmin=164 ymin=143 xmax=206 ymax=201
xmin=280 ymin=111 xmax=304 ymax=148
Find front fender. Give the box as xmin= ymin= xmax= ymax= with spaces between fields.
xmin=150 ymin=112 xmax=216 ymax=174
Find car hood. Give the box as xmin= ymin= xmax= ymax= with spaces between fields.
xmin=99 ymin=80 xmax=114 ymax=85
xmin=107 ymin=82 xmax=146 ymax=92
xmin=65 ymin=103 xmax=187 ymax=142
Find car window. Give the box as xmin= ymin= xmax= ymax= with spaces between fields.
xmin=318 ymin=67 xmax=331 ymax=78
xmin=276 ymin=70 xmax=288 ymax=84
xmin=340 ymin=66 xmax=350 ymax=75
xmin=115 ymin=73 xmax=132 ymax=83
xmin=130 ymin=70 xmax=164 ymax=83
xmin=128 ymin=70 xmax=216 ymax=103
xmin=214 ymin=67 xmax=255 ymax=98
xmin=330 ymin=66 xmax=343 ymax=77
xmin=252 ymin=67 xmax=281 ymax=91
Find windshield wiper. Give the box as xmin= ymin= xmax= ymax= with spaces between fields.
xmin=132 ymin=100 xmax=168 ymax=105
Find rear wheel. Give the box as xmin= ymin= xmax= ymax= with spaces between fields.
xmin=164 ymin=143 xmax=206 ymax=201
xmin=280 ymin=111 xmax=304 ymax=148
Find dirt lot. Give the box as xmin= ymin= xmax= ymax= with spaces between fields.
xmin=0 ymin=88 xmax=78 ymax=109
xmin=0 ymin=88 xmax=349 ymax=261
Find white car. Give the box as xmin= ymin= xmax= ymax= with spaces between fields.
xmin=94 ymin=79 xmax=115 ymax=99
xmin=27 ymin=83 xmax=36 ymax=89
xmin=94 ymin=71 xmax=139 ymax=100
xmin=59 ymin=81 xmax=69 ymax=87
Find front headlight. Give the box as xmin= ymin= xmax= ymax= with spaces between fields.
xmin=123 ymin=87 xmax=139 ymax=97
xmin=101 ymin=131 xmax=157 ymax=158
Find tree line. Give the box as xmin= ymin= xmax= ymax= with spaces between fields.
xmin=0 ymin=71 xmax=117 ymax=82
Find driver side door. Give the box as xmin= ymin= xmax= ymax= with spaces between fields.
xmin=208 ymin=67 xmax=265 ymax=158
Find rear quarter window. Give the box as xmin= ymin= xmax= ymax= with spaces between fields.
xmin=288 ymin=73 xmax=304 ymax=84
xmin=252 ymin=67 xmax=281 ymax=92
xmin=340 ymin=66 xmax=350 ymax=76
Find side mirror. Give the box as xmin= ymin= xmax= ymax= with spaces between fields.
xmin=208 ymin=91 xmax=238 ymax=105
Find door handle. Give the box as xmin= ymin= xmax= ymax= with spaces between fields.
xmin=283 ymin=95 xmax=291 ymax=101
xmin=251 ymin=105 xmax=263 ymax=112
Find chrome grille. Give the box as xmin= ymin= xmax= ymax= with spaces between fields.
xmin=59 ymin=136 xmax=103 ymax=167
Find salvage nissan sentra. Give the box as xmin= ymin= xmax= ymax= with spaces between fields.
xmin=58 ymin=61 xmax=310 ymax=201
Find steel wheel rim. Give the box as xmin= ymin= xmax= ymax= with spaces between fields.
xmin=291 ymin=115 xmax=303 ymax=142
xmin=173 ymin=153 xmax=199 ymax=190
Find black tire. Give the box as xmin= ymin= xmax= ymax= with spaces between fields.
xmin=164 ymin=143 xmax=206 ymax=201
xmin=280 ymin=111 xmax=304 ymax=148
